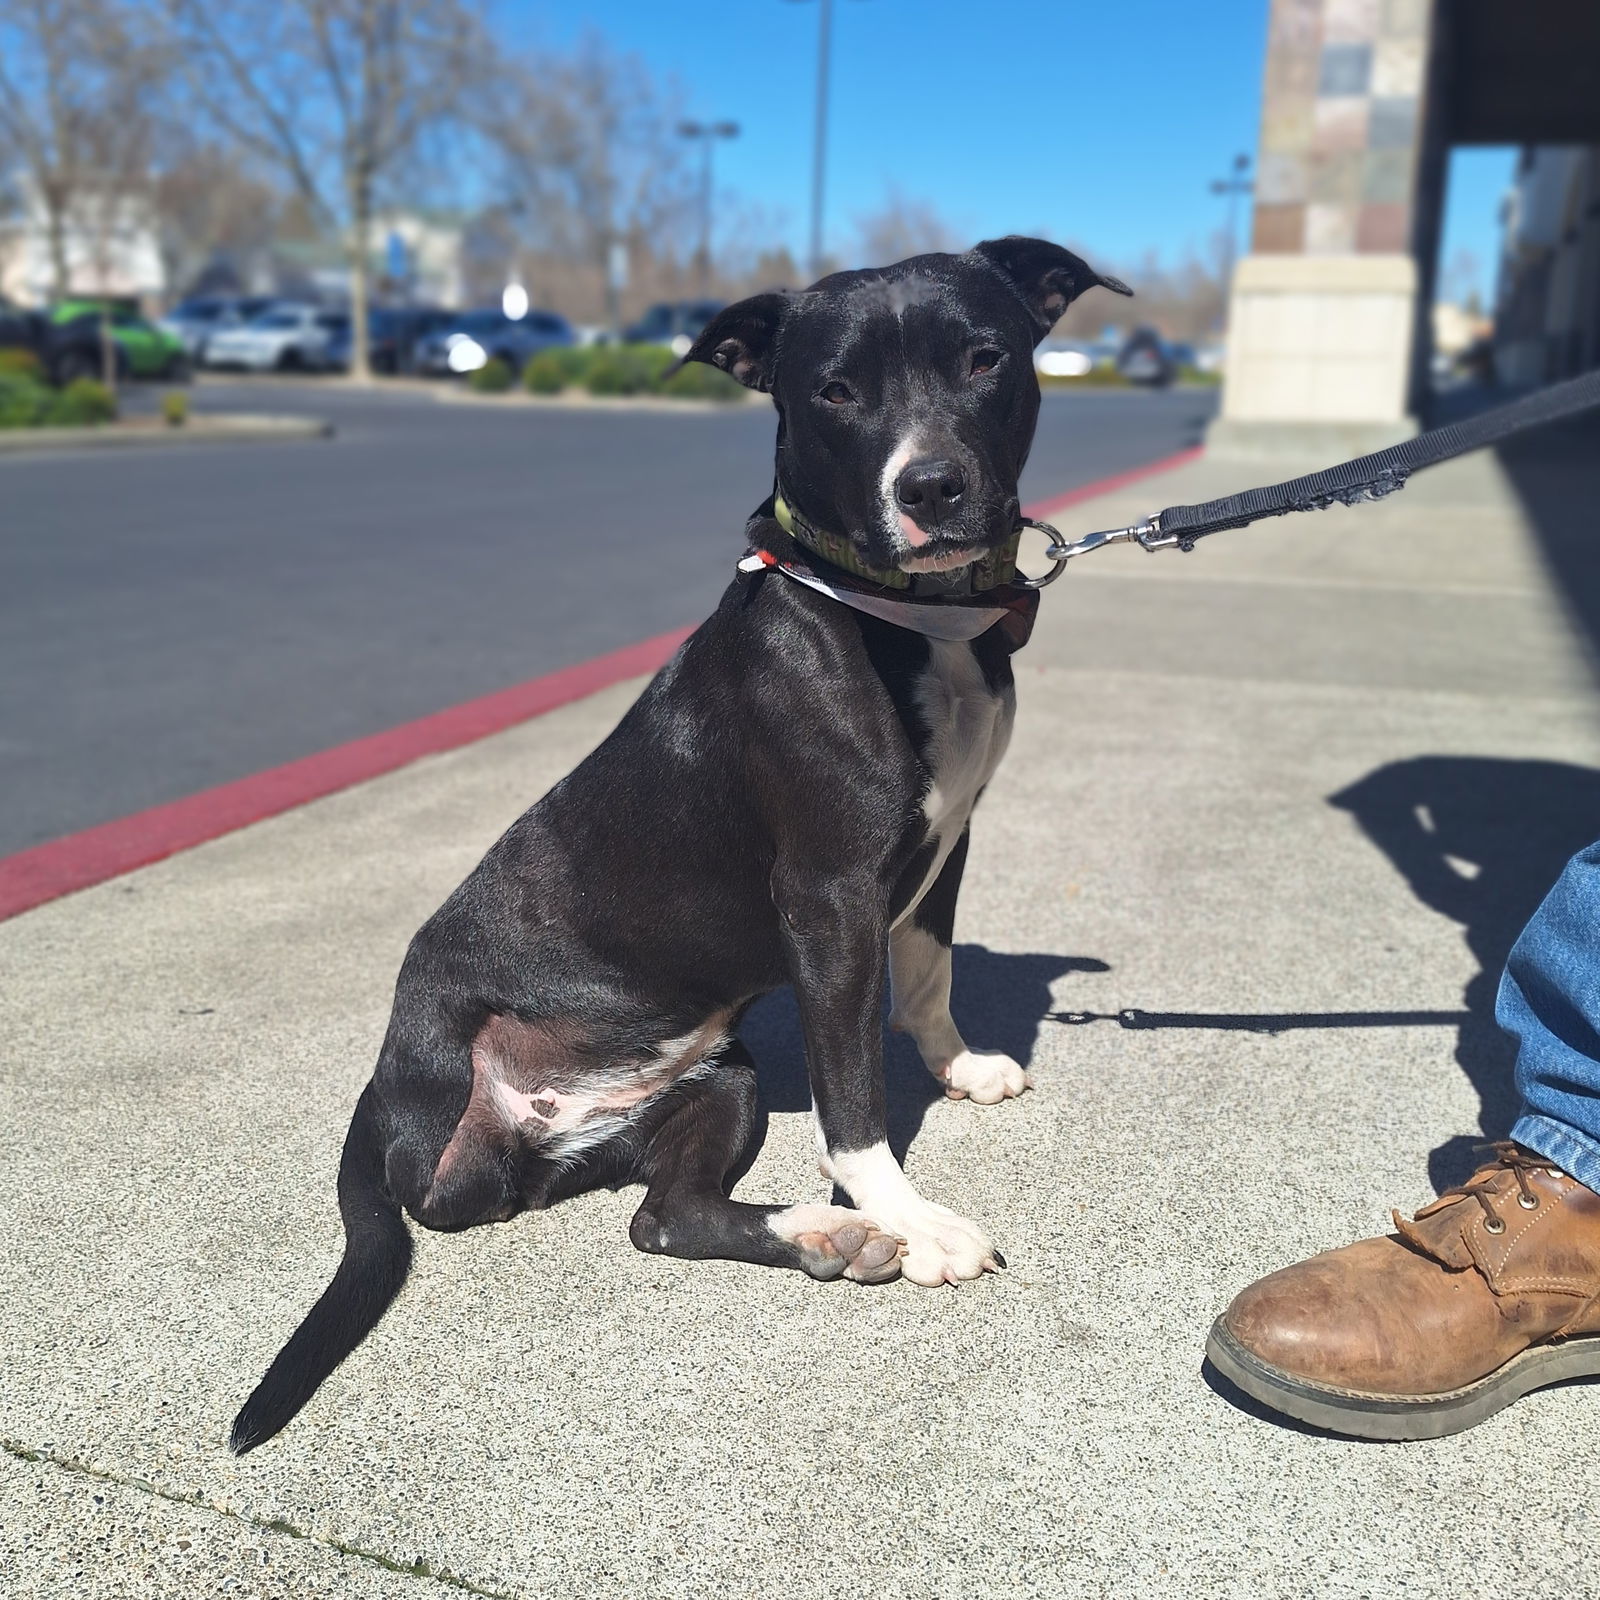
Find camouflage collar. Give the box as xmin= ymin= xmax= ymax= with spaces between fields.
xmin=771 ymin=492 xmax=1022 ymax=598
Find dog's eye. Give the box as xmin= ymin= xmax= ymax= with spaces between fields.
xmin=819 ymin=381 xmax=855 ymax=405
xmin=969 ymin=349 xmax=1003 ymax=379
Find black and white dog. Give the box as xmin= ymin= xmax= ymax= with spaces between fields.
xmin=231 ymin=237 xmax=1131 ymax=1452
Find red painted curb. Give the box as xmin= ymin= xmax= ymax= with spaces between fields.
xmin=0 ymin=626 xmax=693 ymax=924
xmin=1023 ymin=445 xmax=1204 ymax=522
xmin=0 ymin=444 xmax=1203 ymax=924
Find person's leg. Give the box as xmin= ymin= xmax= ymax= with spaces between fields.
xmin=1504 ymin=839 xmax=1600 ymax=1190
xmin=1206 ymin=838 xmax=1600 ymax=1440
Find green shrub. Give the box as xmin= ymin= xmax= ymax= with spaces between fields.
xmin=582 ymin=349 xmax=635 ymax=396
xmin=163 ymin=389 xmax=189 ymax=427
xmin=48 ymin=377 xmax=116 ymax=425
xmin=0 ymin=374 xmax=50 ymax=427
xmin=551 ymin=345 xmax=593 ymax=382
xmin=623 ymin=343 xmax=677 ymax=389
xmin=468 ymin=356 xmax=513 ymax=393
xmin=522 ymin=351 xmax=567 ymax=395
xmin=506 ymin=341 xmax=749 ymax=402
xmin=581 ymin=343 xmax=680 ymax=397
xmin=659 ymin=360 xmax=744 ymax=403
xmin=0 ymin=347 xmax=43 ymax=381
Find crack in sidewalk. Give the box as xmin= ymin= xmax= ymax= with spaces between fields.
xmin=2 ymin=1437 xmax=516 ymax=1598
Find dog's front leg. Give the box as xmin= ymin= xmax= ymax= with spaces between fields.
xmin=776 ymin=868 xmax=1001 ymax=1287
xmin=889 ymin=831 xmax=1030 ymax=1104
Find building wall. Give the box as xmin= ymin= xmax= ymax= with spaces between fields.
xmin=1494 ymin=146 xmax=1600 ymax=386
xmin=1252 ymin=0 xmax=1434 ymax=259
xmin=1216 ymin=0 xmax=1442 ymax=447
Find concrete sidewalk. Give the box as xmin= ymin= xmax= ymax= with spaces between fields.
xmin=4 ymin=425 xmax=1599 ymax=1597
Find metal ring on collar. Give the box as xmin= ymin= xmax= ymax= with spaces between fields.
xmin=1012 ymin=517 xmax=1073 ymax=589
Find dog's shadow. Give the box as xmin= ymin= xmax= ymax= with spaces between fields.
xmin=739 ymin=945 xmax=1109 ymax=1163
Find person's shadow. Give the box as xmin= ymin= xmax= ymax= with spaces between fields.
xmin=1329 ymin=757 xmax=1600 ymax=1192
xmin=740 ymin=945 xmax=1109 ymax=1161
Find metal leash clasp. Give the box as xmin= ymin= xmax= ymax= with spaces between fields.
xmin=1014 ymin=513 xmax=1182 ymax=588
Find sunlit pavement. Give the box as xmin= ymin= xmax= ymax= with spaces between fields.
xmin=3 ymin=418 xmax=1597 ymax=1596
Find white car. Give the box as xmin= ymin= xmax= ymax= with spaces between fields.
xmin=1034 ymin=340 xmax=1096 ymax=379
xmin=203 ymin=304 xmax=341 ymax=372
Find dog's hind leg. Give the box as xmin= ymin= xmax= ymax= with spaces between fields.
xmin=626 ymin=1041 xmax=902 ymax=1284
xmin=379 ymin=1000 xmax=522 ymax=1233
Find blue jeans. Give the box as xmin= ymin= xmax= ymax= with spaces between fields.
xmin=1503 ymin=839 xmax=1600 ymax=1192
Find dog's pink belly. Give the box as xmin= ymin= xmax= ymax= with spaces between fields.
xmin=431 ymin=1011 xmax=730 ymax=1186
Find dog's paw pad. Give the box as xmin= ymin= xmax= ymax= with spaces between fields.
xmin=771 ymin=1204 xmax=903 ymax=1284
xmin=942 ymin=1049 xmax=1030 ymax=1105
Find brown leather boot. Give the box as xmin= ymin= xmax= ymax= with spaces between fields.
xmin=1207 ymin=1143 xmax=1600 ymax=1438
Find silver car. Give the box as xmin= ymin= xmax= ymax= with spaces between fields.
xmin=160 ymin=296 xmax=278 ymax=361
xmin=203 ymin=304 xmax=342 ymax=372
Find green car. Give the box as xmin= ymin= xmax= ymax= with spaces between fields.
xmin=49 ymin=300 xmax=190 ymax=381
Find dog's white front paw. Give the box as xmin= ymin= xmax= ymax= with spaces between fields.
xmin=879 ymin=1198 xmax=999 ymax=1286
xmin=825 ymin=1142 xmax=1000 ymax=1286
xmin=942 ymin=1049 xmax=1030 ymax=1104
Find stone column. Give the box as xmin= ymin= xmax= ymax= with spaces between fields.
xmin=1213 ymin=0 xmax=1440 ymax=454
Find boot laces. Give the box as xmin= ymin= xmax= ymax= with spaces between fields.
xmin=1440 ymin=1141 xmax=1562 ymax=1230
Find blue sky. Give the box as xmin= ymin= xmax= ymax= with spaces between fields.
xmin=512 ymin=0 xmax=1514 ymax=300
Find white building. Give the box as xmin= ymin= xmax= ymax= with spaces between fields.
xmin=371 ymin=210 xmax=466 ymax=308
xmin=0 ymin=174 xmax=165 ymax=307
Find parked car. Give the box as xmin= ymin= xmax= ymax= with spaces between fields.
xmin=622 ymin=299 xmax=724 ymax=355
xmin=1033 ymin=340 xmax=1095 ymax=379
xmin=414 ymin=308 xmax=575 ymax=376
xmin=0 ymin=298 xmax=47 ymax=368
xmin=1115 ymin=326 xmax=1176 ymax=387
xmin=160 ymin=295 xmax=278 ymax=362
xmin=324 ymin=306 xmax=456 ymax=374
xmin=2 ymin=300 xmax=107 ymax=384
xmin=49 ymin=300 xmax=189 ymax=380
xmin=203 ymin=304 xmax=343 ymax=372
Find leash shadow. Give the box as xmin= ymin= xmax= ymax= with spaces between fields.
xmin=1050 ymin=1007 xmax=1472 ymax=1034
xmin=739 ymin=945 xmax=1110 ymax=1163
xmin=1328 ymin=756 xmax=1600 ymax=1194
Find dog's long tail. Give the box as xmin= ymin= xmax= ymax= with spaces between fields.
xmin=230 ymin=1081 xmax=411 ymax=1454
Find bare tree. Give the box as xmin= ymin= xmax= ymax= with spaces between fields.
xmin=150 ymin=145 xmax=287 ymax=299
xmin=166 ymin=0 xmax=485 ymax=377
xmin=490 ymin=35 xmax=696 ymax=328
xmin=850 ymin=188 xmax=964 ymax=269
xmin=0 ymin=0 xmax=168 ymax=300
xmin=1049 ymin=239 xmax=1226 ymax=344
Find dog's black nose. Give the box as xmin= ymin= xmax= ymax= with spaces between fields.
xmin=895 ymin=459 xmax=966 ymax=525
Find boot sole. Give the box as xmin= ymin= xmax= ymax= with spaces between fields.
xmin=1206 ymin=1319 xmax=1600 ymax=1441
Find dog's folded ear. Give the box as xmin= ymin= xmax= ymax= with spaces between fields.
xmin=971 ymin=236 xmax=1133 ymax=339
xmin=680 ymin=292 xmax=789 ymax=391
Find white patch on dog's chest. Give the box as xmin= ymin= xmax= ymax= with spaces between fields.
xmin=893 ymin=639 xmax=1014 ymax=926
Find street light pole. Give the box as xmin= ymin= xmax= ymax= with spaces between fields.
xmin=809 ymin=0 xmax=832 ymax=279
xmin=1209 ymin=152 xmax=1255 ymax=313
xmin=678 ymin=120 xmax=740 ymax=296
xmin=785 ymin=0 xmax=867 ymax=281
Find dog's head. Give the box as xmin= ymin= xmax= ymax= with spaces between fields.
xmin=684 ymin=236 xmax=1131 ymax=576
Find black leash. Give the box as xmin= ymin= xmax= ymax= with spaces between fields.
xmin=1021 ymin=368 xmax=1600 ymax=584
